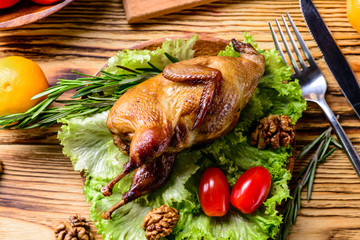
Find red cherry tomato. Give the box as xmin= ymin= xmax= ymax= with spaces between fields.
xmin=199 ymin=167 xmax=230 ymax=217
xmin=31 ymin=0 xmax=61 ymax=5
xmin=230 ymin=166 xmax=271 ymax=214
xmin=0 ymin=0 xmax=20 ymax=9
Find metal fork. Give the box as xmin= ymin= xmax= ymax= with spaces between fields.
xmin=269 ymin=13 xmax=360 ymax=176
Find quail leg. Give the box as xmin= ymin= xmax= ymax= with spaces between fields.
xmin=101 ymin=125 xmax=172 ymax=197
xmin=102 ymin=153 xmax=176 ymax=219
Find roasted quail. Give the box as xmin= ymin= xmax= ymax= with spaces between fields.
xmin=101 ymin=39 xmax=266 ymax=219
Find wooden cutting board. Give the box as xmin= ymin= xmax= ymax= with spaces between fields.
xmin=122 ymin=0 xmax=216 ymax=23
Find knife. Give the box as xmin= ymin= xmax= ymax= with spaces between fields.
xmin=300 ymin=0 xmax=360 ymax=119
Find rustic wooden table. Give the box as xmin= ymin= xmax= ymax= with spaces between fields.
xmin=0 ymin=0 xmax=360 ymax=239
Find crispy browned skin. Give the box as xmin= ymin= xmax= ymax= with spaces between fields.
xmin=101 ymin=40 xmax=265 ymax=219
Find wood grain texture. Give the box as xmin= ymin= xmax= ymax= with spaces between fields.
xmin=0 ymin=0 xmax=74 ymax=29
xmin=0 ymin=0 xmax=360 ymax=239
xmin=122 ymin=0 xmax=216 ymax=23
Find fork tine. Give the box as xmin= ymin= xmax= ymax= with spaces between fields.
xmin=281 ymin=15 xmax=307 ymax=70
xmin=286 ymin=12 xmax=316 ymax=66
xmin=275 ymin=18 xmax=301 ymax=74
xmin=269 ymin=22 xmax=287 ymax=64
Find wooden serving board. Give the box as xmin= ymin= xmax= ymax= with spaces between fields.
xmin=122 ymin=0 xmax=216 ymax=23
xmin=0 ymin=0 xmax=74 ymax=29
xmin=1 ymin=0 xmax=360 ymax=239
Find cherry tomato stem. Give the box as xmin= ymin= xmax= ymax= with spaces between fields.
xmin=230 ymin=166 xmax=271 ymax=214
xmin=199 ymin=167 xmax=230 ymax=217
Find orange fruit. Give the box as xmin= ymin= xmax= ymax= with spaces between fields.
xmin=0 ymin=56 xmax=49 ymax=116
xmin=347 ymin=0 xmax=360 ymax=33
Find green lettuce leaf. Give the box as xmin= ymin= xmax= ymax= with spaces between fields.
xmin=83 ymin=149 xmax=202 ymax=240
xmin=59 ymin=35 xmax=307 ymax=240
xmin=218 ymin=43 xmax=240 ymax=57
xmin=106 ymin=35 xmax=198 ymax=75
xmin=58 ymin=111 xmax=124 ymax=179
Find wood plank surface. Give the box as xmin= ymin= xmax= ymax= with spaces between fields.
xmin=1 ymin=0 xmax=360 ymax=239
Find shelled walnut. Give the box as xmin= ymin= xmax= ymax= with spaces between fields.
xmin=142 ymin=205 xmax=179 ymax=240
xmin=55 ymin=214 xmax=93 ymax=240
xmin=250 ymin=114 xmax=295 ymax=149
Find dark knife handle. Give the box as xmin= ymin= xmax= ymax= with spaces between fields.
xmin=318 ymin=99 xmax=360 ymax=177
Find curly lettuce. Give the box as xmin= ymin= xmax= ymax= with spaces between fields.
xmin=59 ymin=34 xmax=306 ymax=240
xmin=106 ymin=35 xmax=198 ymax=75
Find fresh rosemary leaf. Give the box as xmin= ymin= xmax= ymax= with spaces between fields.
xmin=331 ymin=136 xmax=343 ymax=149
xmin=31 ymin=97 xmax=57 ymax=119
xmin=319 ymin=148 xmax=336 ymax=163
xmin=55 ymin=99 xmax=84 ymax=104
xmin=292 ymin=202 xmax=298 ymax=225
xmin=286 ymin=207 xmax=293 ymax=230
xmin=319 ymin=133 xmax=332 ymax=160
xmin=71 ymin=71 xmax=97 ymax=78
xmin=297 ymin=130 xmax=327 ymax=159
xmin=306 ymin=159 xmax=317 ymax=201
xmin=114 ymin=85 xmax=136 ymax=95
xmin=31 ymin=85 xmax=64 ymax=100
xmin=0 ymin=112 xmax=32 ymax=121
xmin=39 ymin=110 xmax=76 ymax=124
xmin=87 ymin=96 xmax=119 ymax=101
xmin=81 ymin=101 xmax=115 ymax=108
xmin=296 ymin=187 xmax=301 ymax=210
xmin=74 ymin=107 xmax=101 ymax=116
xmin=136 ymin=67 xmax=157 ymax=72
xmin=56 ymin=79 xmax=82 ymax=84
xmin=39 ymin=121 xmax=56 ymax=129
xmin=116 ymin=65 xmax=140 ymax=74
xmin=100 ymin=70 xmax=135 ymax=80
xmin=48 ymin=86 xmax=79 ymax=98
xmin=301 ymin=160 xmax=313 ymax=188
xmin=72 ymin=85 xmax=101 ymax=99
xmin=16 ymin=117 xmax=33 ymax=129
xmin=147 ymin=62 xmax=162 ymax=73
xmin=92 ymin=78 xmax=144 ymax=93
xmin=165 ymin=52 xmax=180 ymax=63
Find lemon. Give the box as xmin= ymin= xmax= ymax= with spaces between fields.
xmin=347 ymin=0 xmax=360 ymax=33
xmin=0 ymin=56 xmax=49 ymax=116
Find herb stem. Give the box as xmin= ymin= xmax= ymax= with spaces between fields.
xmin=0 ymin=68 xmax=157 ymax=129
xmin=277 ymin=125 xmax=342 ymax=240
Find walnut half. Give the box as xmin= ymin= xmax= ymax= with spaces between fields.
xmin=55 ymin=214 xmax=93 ymax=240
xmin=142 ymin=205 xmax=179 ymax=240
xmin=250 ymin=114 xmax=295 ymax=149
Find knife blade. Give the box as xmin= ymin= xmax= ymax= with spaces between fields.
xmin=300 ymin=0 xmax=360 ymax=118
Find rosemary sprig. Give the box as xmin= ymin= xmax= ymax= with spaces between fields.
xmin=0 ymin=71 xmax=153 ymax=129
xmin=0 ymin=71 xmax=154 ymax=129
xmin=277 ymin=126 xmax=343 ymax=240
xmin=0 ymin=53 xmax=178 ymax=129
